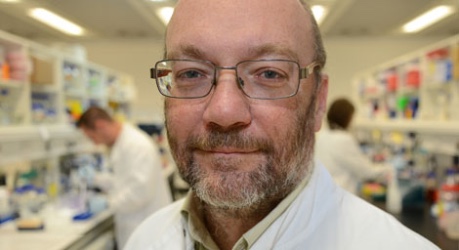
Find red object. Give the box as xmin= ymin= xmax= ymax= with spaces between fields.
xmin=426 ymin=189 xmax=438 ymax=203
xmin=406 ymin=69 xmax=421 ymax=88
xmin=427 ymin=48 xmax=449 ymax=60
xmin=387 ymin=73 xmax=398 ymax=92
xmin=1 ymin=63 xmax=10 ymax=80
xmin=441 ymin=184 xmax=459 ymax=192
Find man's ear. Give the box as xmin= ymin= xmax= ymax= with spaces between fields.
xmin=314 ymin=74 xmax=328 ymax=132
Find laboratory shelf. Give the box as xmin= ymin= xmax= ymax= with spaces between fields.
xmin=0 ymin=79 xmax=26 ymax=89
xmin=31 ymin=84 xmax=59 ymax=93
xmin=353 ymin=34 xmax=459 ymax=123
xmin=0 ymin=29 xmax=133 ymax=169
xmin=354 ymin=119 xmax=459 ymax=135
xmin=352 ymin=34 xmax=459 ymax=157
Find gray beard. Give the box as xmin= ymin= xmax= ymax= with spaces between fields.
xmin=166 ymin=96 xmax=317 ymax=216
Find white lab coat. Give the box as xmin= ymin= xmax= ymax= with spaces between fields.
xmin=315 ymin=129 xmax=389 ymax=194
xmin=125 ymin=161 xmax=438 ymax=250
xmin=94 ymin=124 xmax=172 ymax=249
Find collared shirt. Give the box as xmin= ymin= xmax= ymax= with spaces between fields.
xmin=98 ymin=123 xmax=172 ymax=248
xmin=125 ymin=160 xmax=439 ymax=250
xmin=180 ymin=168 xmax=312 ymax=250
xmin=315 ymin=129 xmax=390 ymax=194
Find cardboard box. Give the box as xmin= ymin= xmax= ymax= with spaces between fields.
xmin=30 ymin=56 xmax=53 ymax=84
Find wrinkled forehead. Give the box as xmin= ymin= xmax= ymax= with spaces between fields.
xmin=165 ymin=0 xmax=314 ymax=62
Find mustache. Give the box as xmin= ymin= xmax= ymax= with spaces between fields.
xmin=186 ymin=128 xmax=274 ymax=153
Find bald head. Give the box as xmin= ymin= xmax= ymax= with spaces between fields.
xmin=166 ymin=0 xmax=325 ymax=71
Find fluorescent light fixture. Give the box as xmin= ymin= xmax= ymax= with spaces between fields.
xmin=311 ymin=5 xmax=327 ymax=25
xmin=156 ymin=6 xmax=174 ymax=25
xmin=0 ymin=0 xmax=20 ymax=2
xmin=402 ymin=5 xmax=455 ymax=33
xmin=28 ymin=8 xmax=85 ymax=36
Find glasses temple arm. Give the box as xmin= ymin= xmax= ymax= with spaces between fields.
xmin=299 ymin=62 xmax=320 ymax=79
xmin=150 ymin=68 xmax=157 ymax=79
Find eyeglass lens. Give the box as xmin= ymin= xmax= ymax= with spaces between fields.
xmin=155 ymin=60 xmax=301 ymax=99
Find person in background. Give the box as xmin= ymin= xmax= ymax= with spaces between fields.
xmin=125 ymin=0 xmax=439 ymax=249
xmin=76 ymin=106 xmax=172 ymax=249
xmin=315 ymin=97 xmax=391 ymax=195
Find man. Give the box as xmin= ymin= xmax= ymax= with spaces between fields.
xmin=315 ymin=98 xmax=390 ymax=195
xmin=125 ymin=0 xmax=439 ymax=249
xmin=77 ymin=106 xmax=172 ymax=249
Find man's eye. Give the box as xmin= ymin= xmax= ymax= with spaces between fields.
xmin=256 ymin=68 xmax=288 ymax=81
xmin=261 ymin=70 xmax=282 ymax=79
xmin=179 ymin=70 xmax=203 ymax=79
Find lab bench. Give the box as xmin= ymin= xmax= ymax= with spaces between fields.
xmin=0 ymin=204 xmax=114 ymax=250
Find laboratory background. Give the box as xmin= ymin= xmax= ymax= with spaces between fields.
xmin=0 ymin=0 xmax=458 ymax=249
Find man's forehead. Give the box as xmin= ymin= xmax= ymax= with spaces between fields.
xmin=166 ymin=0 xmax=312 ymax=57
xmin=170 ymin=0 xmax=308 ymax=25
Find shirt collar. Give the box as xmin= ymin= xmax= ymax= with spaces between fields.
xmin=180 ymin=162 xmax=315 ymax=250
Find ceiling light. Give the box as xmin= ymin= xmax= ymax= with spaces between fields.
xmin=311 ymin=5 xmax=327 ymax=25
xmin=402 ymin=5 xmax=456 ymax=33
xmin=0 ymin=0 xmax=20 ymax=2
xmin=28 ymin=8 xmax=85 ymax=36
xmin=156 ymin=6 xmax=174 ymax=26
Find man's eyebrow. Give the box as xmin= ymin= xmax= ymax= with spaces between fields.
xmin=247 ymin=44 xmax=300 ymax=61
xmin=167 ymin=45 xmax=206 ymax=59
xmin=167 ymin=44 xmax=300 ymax=61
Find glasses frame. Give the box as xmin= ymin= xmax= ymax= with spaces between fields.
xmin=151 ymin=59 xmax=320 ymax=100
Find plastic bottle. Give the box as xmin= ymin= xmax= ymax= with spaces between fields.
xmin=12 ymin=185 xmax=46 ymax=230
xmin=0 ymin=174 xmax=14 ymax=224
xmin=1 ymin=63 xmax=9 ymax=80
xmin=425 ymin=156 xmax=438 ymax=204
xmin=386 ymin=168 xmax=402 ymax=214
xmin=0 ymin=88 xmax=9 ymax=125
xmin=436 ymin=162 xmax=459 ymax=239
xmin=439 ymin=167 xmax=459 ymax=213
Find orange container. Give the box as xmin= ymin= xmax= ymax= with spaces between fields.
xmin=1 ymin=63 xmax=10 ymax=80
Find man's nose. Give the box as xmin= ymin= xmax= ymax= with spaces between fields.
xmin=202 ymin=71 xmax=252 ymax=131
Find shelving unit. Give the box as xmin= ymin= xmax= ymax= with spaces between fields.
xmin=0 ymin=32 xmax=30 ymax=127
xmin=353 ymin=35 xmax=459 ymax=133
xmin=352 ymin=35 xmax=459 ymax=160
xmin=0 ymin=29 xmax=135 ymax=166
xmin=0 ymin=31 xmax=130 ymax=250
xmin=29 ymin=45 xmax=61 ymax=125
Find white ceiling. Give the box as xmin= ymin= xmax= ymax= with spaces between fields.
xmin=0 ymin=0 xmax=458 ymax=43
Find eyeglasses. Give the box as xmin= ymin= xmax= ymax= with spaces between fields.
xmin=151 ymin=59 xmax=319 ymax=100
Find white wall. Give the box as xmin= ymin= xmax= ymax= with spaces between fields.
xmin=80 ymin=39 xmax=166 ymax=123
xmin=79 ymin=36 xmax=448 ymax=122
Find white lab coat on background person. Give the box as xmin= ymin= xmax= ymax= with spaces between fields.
xmin=315 ymin=128 xmax=390 ymax=195
xmin=93 ymin=123 xmax=173 ymax=248
xmin=125 ymin=161 xmax=438 ymax=250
